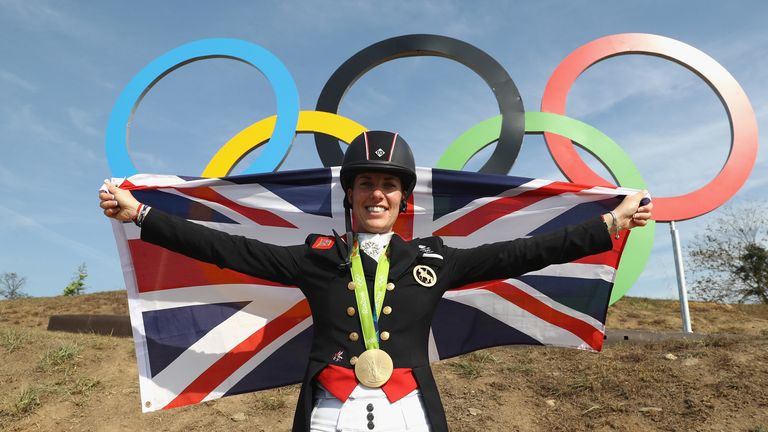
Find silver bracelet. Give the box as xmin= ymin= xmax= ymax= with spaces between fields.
xmin=608 ymin=210 xmax=619 ymax=239
xmin=135 ymin=204 xmax=151 ymax=227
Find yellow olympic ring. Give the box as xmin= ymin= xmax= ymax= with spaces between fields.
xmin=203 ymin=111 xmax=367 ymax=177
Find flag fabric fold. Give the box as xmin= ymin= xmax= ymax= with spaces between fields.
xmin=110 ymin=167 xmax=633 ymax=412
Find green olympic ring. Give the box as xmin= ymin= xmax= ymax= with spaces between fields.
xmin=437 ymin=111 xmax=655 ymax=304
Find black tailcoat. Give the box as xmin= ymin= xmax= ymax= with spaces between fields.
xmin=141 ymin=210 xmax=612 ymax=431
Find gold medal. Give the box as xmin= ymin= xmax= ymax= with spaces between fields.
xmin=413 ymin=265 xmax=437 ymax=287
xmin=354 ymin=349 xmax=394 ymax=388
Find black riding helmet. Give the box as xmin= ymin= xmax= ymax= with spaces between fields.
xmin=340 ymin=130 xmax=417 ymax=214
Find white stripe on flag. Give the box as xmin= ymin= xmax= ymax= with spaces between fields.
xmin=427 ymin=328 xmax=440 ymax=363
xmin=201 ymin=316 xmax=314 ymax=403
xmin=137 ymin=284 xmax=304 ymax=312
xmin=443 ymin=288 xmax=600 ymax=351
xmin=438 ymin=190 xmax=615 ymax=248
xmin=504 ymin=278 xmax=606 ymax=331
xmin=144 ymin=299 xmax=300 ymax=409
xmin=525 ymin=262 xmax=616 ymax=284
xmin=113 ymin=218 xmax=154 ymax=413
xmin=417 ymin=178 xmax=548 ymax=236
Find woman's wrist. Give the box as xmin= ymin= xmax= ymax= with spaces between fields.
xmin=602 ymin=211 xmax=621 ymax=239
xmin=132 ymin=203 xmax=144 ymax=222
xmin=133 ymin=203 xmax=152 ymax=227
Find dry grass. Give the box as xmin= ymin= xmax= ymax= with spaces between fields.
xmin=447 ymin=351 xmax=499 ymax=379
xmin=0 ymin=328 xmax=29 ymax=353
xmin=38 ymin=342 xmax=81 ymax=372
xmin=0 ymin=291 xmax=766 ymax=431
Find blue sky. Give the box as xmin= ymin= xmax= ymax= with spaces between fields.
xmin=1 ymin=0 xmax=766 ymax=300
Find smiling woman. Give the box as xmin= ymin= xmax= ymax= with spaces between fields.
xmin=347 ymin=173 xmax=402 ymax=233
xmin=98 ymin=130 xmax=652 ymax=432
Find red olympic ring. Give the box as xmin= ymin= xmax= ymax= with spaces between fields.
xmin=541 ymin=33 xmax=758 ymax=222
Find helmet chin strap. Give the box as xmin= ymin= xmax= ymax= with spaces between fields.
xmin=344 ymin=196 xmax=354 ymax=233
xmin=340 ymin=197 xmax=354 ymax=270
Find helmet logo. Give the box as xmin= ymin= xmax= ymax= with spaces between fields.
xmin=374 ymin=148 xmax=386 ymax=158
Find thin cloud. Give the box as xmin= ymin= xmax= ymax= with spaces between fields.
xmin=270 ymin=0 xmax=479 ymax=41
xmin=599 ymin=111 xmax=753 ymax=198
xmin=342 ymin=86 xmax=395 ymax=119
xmin=0 ymin=165 xmax=47 ymax=195
xmin=67 ymin=107 xmax=101 ymax=138
xmin=0 ymin=0 xmax=92 ymax=38
xmin=0 ymin=68 xmax=37 ymax=91
xmin=0 ymin=204 xmax=117 ymax=267
xmin=0 ymin=105 xmax=102 ymax=165
xmin=0 ymin=165 xmax=21 ymax=187
xmin=568 ymin=58 xmax=701 ymax=119
xmin=0 ymin=105 xmax=56 ymax=141
xmin=131 ymin=150 xmax=171 ymax=173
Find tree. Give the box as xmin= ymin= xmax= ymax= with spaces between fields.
xmin=687 ymin=204 xmax=768 ymax=303
xmin=63 ymin=263 xmax=88 ymax=296
xmin=0 ymin=272 xmax=28 ymax=299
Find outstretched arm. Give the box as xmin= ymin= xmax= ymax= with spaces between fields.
xmin=99 ymin=181 xmax=302 ymax=285
xmin=446 ymin=190 xmax=653 ymax=288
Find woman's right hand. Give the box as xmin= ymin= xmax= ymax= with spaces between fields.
xmin=99 ymin=181 xmax=141 ymax=222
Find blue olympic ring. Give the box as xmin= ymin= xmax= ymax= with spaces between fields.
xmin=105 ymin=38 xmax=299 ymax=177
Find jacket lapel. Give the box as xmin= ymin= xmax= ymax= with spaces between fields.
xmin=332 ymin=230 xmax=349 ymax=265
xmin=387 ymin=234 xmax=419 ymax=281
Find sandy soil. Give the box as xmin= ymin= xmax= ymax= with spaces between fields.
xmin=0 ymin=292 xmax=766 ymax=431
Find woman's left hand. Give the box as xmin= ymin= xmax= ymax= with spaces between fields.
xmin=604 ymin=190 xmax=653 ymax=232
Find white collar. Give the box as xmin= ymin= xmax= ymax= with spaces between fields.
xmin=357 ymin=232 xmax=394 ymax=262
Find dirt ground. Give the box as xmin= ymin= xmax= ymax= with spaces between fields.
xmin=0 ymin=292 xmax=766 ymax=431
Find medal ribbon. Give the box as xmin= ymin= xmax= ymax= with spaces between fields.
xmin=349 ymin=236 xmax=390 ymax=350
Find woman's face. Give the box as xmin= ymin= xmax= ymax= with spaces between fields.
xmin=346 ymin=172 xmax=403 ymax=233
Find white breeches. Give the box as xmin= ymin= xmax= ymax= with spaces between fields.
xmin=310 ymin=384 xmax=431 ymax=432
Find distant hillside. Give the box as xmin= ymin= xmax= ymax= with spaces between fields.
xmin=1 ymin=292 xmax=766 ymax=431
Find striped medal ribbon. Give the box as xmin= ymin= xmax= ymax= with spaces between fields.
xmin=349 ymin=236 xmax=394 ymax=387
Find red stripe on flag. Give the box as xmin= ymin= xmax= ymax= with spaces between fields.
xmin=163 ymin=299 xmax=312 ymax=410
xmin=174 ymin=187 xmax=297 ymax=228
xmin=118 ymin=179 xmax=138 ymax=189
xmin=450 ymin=279 xmax=505 ymax=291
xmin=393 ymin=194 xmax=414 ymax=241
xmin=481 ymin=281 xmax=604 ymax=351
xmin=119 ymin=181 xmax=178 ymax=191
xmin=433 ymin=182 xmax=589 ymax=237
xmin=573 ymin=229 xmax=629 ymax=269
xmin=128 ymin=240 xmax=292 ymax=292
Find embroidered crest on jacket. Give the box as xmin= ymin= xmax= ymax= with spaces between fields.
xmin=312 ymin=236 xmax=335 ymax=250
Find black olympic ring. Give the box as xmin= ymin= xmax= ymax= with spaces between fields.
xmin=314 ymin=34 xmax=525 ymax=174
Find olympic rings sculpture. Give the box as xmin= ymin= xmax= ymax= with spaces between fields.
xmin=313 ymin=34 xmax=524 ymax=175
xmin=541 ymin=33 xmax=758 ymax=222
xmin=105 ymin=38 xmax=299 ymax=176
xmin=106 ymin=34 xmax=758 ymax=303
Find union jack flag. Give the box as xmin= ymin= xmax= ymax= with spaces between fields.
xmin=110 ymin=167 xmax=633 ymax=412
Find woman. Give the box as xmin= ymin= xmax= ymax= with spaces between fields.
xmin=100 ymin=131 xmax=652 ymax=432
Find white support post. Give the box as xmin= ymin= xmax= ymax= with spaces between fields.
xmin=670 ymin=221 xmax=693 ymax=333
